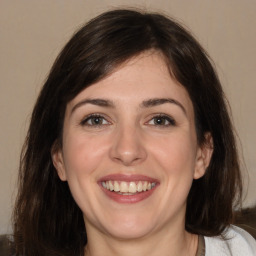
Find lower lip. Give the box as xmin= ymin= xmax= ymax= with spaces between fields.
xmin=99 ymin=185 xmax=158 ymax=204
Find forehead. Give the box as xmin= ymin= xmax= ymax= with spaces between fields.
xmin=67 ymin=52 xmax=194 ymax=119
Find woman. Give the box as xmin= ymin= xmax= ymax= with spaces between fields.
xmin=12 ymin=9 xmax=256 ymax=256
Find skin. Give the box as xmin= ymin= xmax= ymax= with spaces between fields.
xmin=52 ymin=51 xmax=213 ymax=256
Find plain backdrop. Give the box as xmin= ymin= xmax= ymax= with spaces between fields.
xmin=0 ymin=0 xmax=255 ymax=235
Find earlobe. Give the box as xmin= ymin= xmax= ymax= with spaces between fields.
xmin=194 ymin=133 xmax=213 ymax=179
xmin=51 ymin=142 xmax=67 ymax=181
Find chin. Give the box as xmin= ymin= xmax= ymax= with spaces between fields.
xmin=101 ymin=213 xmax=156 ymax=240
xmin=106 ymin=224 xmax=153 ymax=240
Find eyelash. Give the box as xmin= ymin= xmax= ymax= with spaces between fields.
xmin=80 ymin=114 xmax=110 ymax=126
xmin=80 ymin=113 xmax=176 ymax=127
xmin=147 ymin=114 xmax=176 ymax=127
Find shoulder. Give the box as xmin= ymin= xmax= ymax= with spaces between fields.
xmin=204 ymin=225 xmax=256 ymax=256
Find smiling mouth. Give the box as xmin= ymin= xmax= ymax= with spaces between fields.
xmin=101 ymin=181 xmax=157 ymax=194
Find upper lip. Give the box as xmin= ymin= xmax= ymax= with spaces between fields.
xmin=98 ymin=174 xmax=159 ymax=183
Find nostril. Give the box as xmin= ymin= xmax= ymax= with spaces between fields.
xmin=109 ymin=128 xmax=147 ymax=165
xmin=113 ymin=154 xmax=142 ymax=166
xmin=110 ymin=145 xmax=147 ymax=166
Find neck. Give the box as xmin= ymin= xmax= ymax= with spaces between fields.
xmin=84 ymin=223 xmax=198 ymax=256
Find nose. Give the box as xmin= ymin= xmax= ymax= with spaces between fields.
xmin=109 ymin=125 xmax=147 ymax=166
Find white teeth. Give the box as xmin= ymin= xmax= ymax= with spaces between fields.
xmin=102 ymin=181 xmax=156 ymax=193
xmin=120 ymin=181 xmax=129 ymax=192
xmin=114 ymin=181 xmax=120 ymax=192
xmin=109 ymin=181 xmax=114 ymax=191
xmin=102 ymin=181 xmax=107 ymax=188
xmin=137 ymin=181 xmax=143 ymax=192
xmin=128 ymin=182 xmax=137 ymax=193
xmin=142 ymin=182 xmax=147 ymax=191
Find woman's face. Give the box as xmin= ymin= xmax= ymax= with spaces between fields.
xmin=53 ymin=52 xmax=211 ymax=240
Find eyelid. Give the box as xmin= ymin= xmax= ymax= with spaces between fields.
xmin=80 ymin=113 xmax=111 ymax=126
xmin=146 ymin=113 xmax=176 ymax=126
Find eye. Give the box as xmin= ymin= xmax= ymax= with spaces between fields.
xmin=147 ymin=115 xmax=176 ymax=126
xmin=80 ymin=114 xmax=110 ymax=126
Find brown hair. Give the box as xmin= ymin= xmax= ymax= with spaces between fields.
xmin=13 ymin=9 xmax=242 ymax=255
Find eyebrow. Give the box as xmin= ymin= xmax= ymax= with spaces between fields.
xmin=71 ymin=99 xmax=114 ymax=113
xmin=141 ymin=98 xmax=187 ymax=115
xmin=71 ymin=97 xmax=187 ymax=115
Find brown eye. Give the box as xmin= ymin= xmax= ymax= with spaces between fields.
xmin=154 ymin=117 xmax=167 ymax=125
xmin=90 ymin=117 xmax=104 ymax=125
xmin=81 ymin=115 xmax=109 ymax=126
xmin=148 ymin=115 xmax=176 ymax=126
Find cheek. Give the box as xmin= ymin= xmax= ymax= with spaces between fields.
xmin=62 ymin=132 xmax=109 ymax=179
xmin=152 ymin=133 xmax=197 ymax=209
xmin=149 ymin=132 xmax=197 ymax=175
xmin=61 ymin=133 xmax=110 ymax=214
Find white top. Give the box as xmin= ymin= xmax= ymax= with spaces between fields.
xmin=205 ymin=225 xmax=256 ymax=255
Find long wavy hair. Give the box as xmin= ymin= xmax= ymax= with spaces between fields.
xmin=13 ymin=9 xmax=242 ymax=256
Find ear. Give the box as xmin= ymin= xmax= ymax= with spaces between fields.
xmin=51 ymin=141 xmax=67 ymax=181
xmin=194 ymin=133 xmax=213 ymax=179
